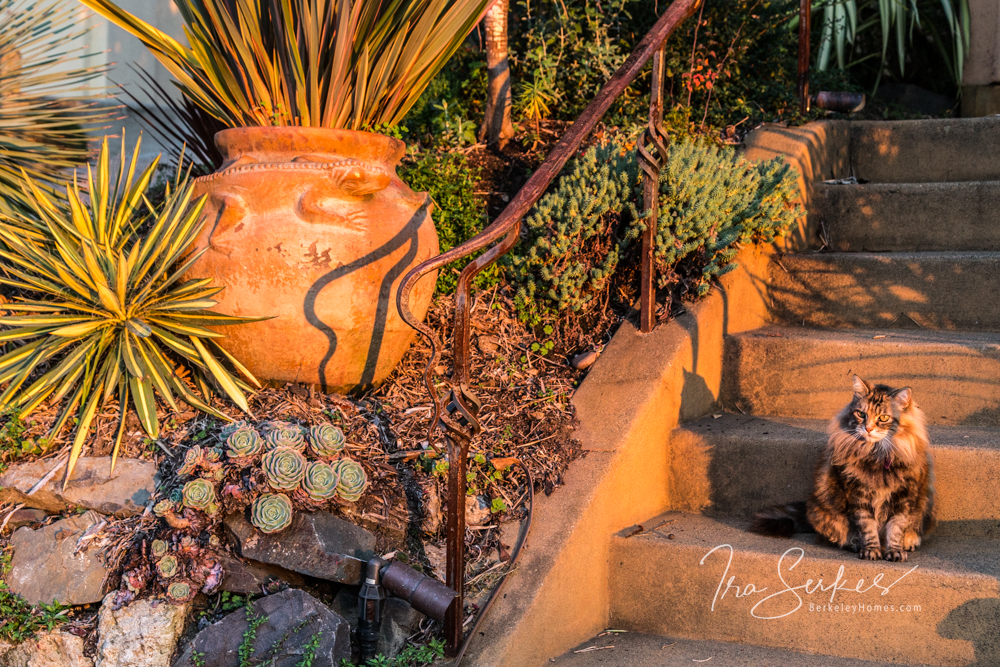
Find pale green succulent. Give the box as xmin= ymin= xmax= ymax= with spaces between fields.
xmin=308 ymin=424 xmax=346 ymax=458
xmin=151 ymin=540 xmax=168 ymax=558
xmin=331 ymin=458 xmax=368 ymax=502
xmin=225 ymin=426 xmax=262 ymax=460
xmin=166 ymin=580 xmax=195 ymax=602
xmin=263 ymin=422 xmax=306 ymax=451
xmin=261 ymin=447 xmax=307 ymax=491
xmin=250 ymin=493 xmax=293 ymax=533
xmin=302 ymin=461 xmax=339 ymax=502
xmin=153 ymin=500 xmax=177 ymax=517
xmin=182 ymin=479 xmax=218 ymax=516
xmin=157 ymin=555 xmax=179 ymax=579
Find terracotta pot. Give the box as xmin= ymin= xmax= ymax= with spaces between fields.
xmin=186 ymin=127 xmax=438 ymax=392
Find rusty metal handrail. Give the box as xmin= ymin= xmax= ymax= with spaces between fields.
xmin=396 ymin=0 xmax=703 ymax=654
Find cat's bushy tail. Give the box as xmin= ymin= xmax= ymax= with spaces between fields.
xmin=750 ymin=501 xmax=814 ymax=537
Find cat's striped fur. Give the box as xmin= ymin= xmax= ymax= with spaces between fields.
xmin=751 ymin=375 xmax=936 ymax=562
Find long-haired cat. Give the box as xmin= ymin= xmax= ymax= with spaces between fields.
xmin=751 ymin=375 xmax=936 ymax=561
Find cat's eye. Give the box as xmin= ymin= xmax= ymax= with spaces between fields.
xmin=854 ymin=410 xmax=866 ymax=421
xmin=878 ymin=415 xmax=891 ymax=423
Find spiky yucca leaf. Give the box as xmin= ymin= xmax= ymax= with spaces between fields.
xmin=0 ymin=0 xmax=112 ymax=217
xmin=75 ymin=0 xmax=490 ymax=131
xmin=0 ymin=135 xmax=264 ymax=487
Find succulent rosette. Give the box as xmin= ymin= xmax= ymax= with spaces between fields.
xmin=262 ymin=421 xmax=306 ymax=452
xmin=157 ymin=555 xmax=179 ymax=579
xmin=166 ymin=580 xmax=196 ymax=603
xmin=301 ymin=461 xmax=340 ymax=502
xmin=261 ymin=446 xmax=307 ymax=491
xmin=225 ymin=426 xmax=263 ymax=461
xmin=250 ymin=493 xmax=294 ymax=533
xmin=151 ymin=540 xmax=168 ymax=558
xmin=330 ymin=458 xmax=368 ymax=502
xmin=182 ymin=479 xmax=219 ymax=516
xmin=153 ymin=500 xmax=176 ymax=517
xmin=307 ymin=424 xmax=346 ymax=458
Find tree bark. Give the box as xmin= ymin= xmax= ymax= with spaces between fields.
xmin=478 ymin=0 xmax=515 ymax=149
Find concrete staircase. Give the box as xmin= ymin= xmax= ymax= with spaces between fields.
xmin=593 ymin=119 xmax=1000 ymax=666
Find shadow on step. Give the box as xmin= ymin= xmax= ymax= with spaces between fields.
xmin=939 ymin=598 xmax=1000 ymax=667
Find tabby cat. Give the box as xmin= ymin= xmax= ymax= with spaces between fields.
xmin=751 ymin=375 xmax=936 ymax=562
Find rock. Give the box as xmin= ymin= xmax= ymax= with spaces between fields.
xmin=466 ymin=495 xmax=490 ymax=527
xmin=419 ymin=480 xmax=441 ymax=535
xmin=8 ymin=512 xmax=108 ymax=605
xmin=224 ymin=510 xmax=375 ymax=582
xmin=217 ymin=555 xmax=305 ymax=595
xmin=95 ymin=592 xmax=189 ymax=667
xmin=0 ymin=632 xmax=93 ymax=667
xmin=571 ymin=350 xmax=599 ymax=371
xmin=1 ymin=509 xmax=49 ymax=534
xmin=0 ymin=458 xmax=157 ymax=517
xmin=476 ymin=335 xmax=500 ymax=356
xmin=423 ymin=543 xmax=447 ymax=583
xmin=172 ymin=589 xmax=350 ymax=667
xmin=378 ymin=598 xmax=425 ymax=657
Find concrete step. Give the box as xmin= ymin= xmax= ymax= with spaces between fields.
xmin=850 ymin=117 xmax=1000 ymax=183
xmin=671 ymin=414 xmax=1000 ymax=535
xmin=609 ymin=511 xmax=1000 ymax=666
xmin=768 ymin=251 xmax=1000 ymax=331
xmin=813 ymin=181 xmax=1000 ymax=252
xmin=721 ymin=327 xmax=1000 ymax=426
xmin=553 ymin=631 xmax=901 ymax=666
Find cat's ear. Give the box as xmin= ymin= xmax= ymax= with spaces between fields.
xmin=891 ymin=387 xmax=912 ymax=409
xmin=852 ymin=375 xmax=870 ymax=397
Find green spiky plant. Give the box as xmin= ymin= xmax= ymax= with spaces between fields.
xmin=0 ymin=0 xmax=112 ymax=216
xmin=75 ymin=0 xmax=491 ymax=132
xmin=0 ymin=136 xmax=263 ymax=486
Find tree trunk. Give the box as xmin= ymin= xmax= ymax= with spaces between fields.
xmin=478 ymin=0 xmax=515 ymax=149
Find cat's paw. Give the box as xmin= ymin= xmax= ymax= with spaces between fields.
xmin=858 ymin=547 xmax=882 ymax=560
xmin=884 ymin=548 xmax=907 ymax=562
xmin=901 ymin=530 xmax=921 ymax=551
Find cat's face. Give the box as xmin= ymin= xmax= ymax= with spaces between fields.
xmin=838 ymin=376 xmax=913 ymax=465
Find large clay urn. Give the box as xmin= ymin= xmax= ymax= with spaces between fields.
xmin=186 ymin=127 xmax=438 ymax=392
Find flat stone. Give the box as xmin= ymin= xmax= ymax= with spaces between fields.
xmin=477 ymin=335 xmax=500 ymax=356
xmin=0 ymin=457 xmax=156 ymax=517
xmin=95 ymin=592 xmax=189 ymax=667
xmin=0 ymin=632 xmax=92 ymax=667
xmin=8 ymin=512 xmax=109 ymax=605
xmin=217 ymin=555 xmax=305 ymax=595
xmin=1 ymin=509 xmax=49 ymax=534
xmin=224 ymin=510 xmax=374 ymax=582
xmin=172 ymin=589 xmax=350 ymax=667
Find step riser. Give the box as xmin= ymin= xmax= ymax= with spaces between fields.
xmin=671 ymin=425 xmax=1000 ymax=529
xmin=722 ymin=332 xmax=1000 ymax=426
xmin=768 ymin=253 xmax=1000 ymax=332
xmin=610 ymin=536 xmax=998 ymax=666
xmin=850 ymin=118 xmax=1000 ymax=183
xmin=814 ymin=182 xmax=1000 ymax=252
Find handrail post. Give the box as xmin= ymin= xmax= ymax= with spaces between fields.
xmin=798 ymin=0 xmax=811 ymax=114
xmin=639 ymin=44 xmax=668 ymax=334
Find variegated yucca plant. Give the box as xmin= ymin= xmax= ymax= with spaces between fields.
xmin=76 ymin=0 xmax=492 ymax=132
xmin=0 ymin=136 xmax=263 ymax=486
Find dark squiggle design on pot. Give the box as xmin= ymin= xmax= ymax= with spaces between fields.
xmin=303 ymin=200 xmax=430 ymax=391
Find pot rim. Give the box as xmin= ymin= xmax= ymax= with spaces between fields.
xmin=213 ymin=126 xmax=406 ymax=168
